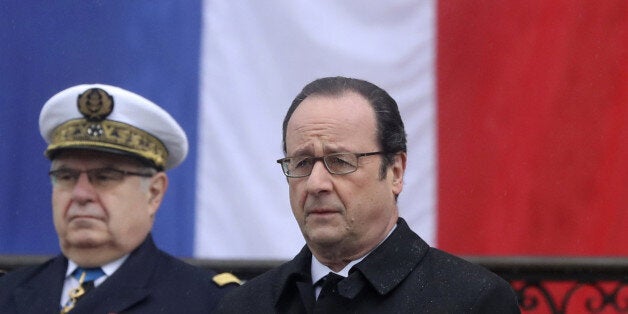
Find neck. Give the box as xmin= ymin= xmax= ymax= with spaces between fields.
xmin=309 ymin=220 xmax=398 ymax=272
xmin=64 ymin=249 xmax=120 ymax=267
xmin=310 ymin=244 xmax=371 ymax=272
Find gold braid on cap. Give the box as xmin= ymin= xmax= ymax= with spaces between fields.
xmin=45 ymin=88 xmax=168 ymax=169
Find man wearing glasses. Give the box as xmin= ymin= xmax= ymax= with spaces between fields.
xmin=0 ymin=84 xmax=238 ymax=313
xmin=216 ymin=77 xmax=520 ymax=313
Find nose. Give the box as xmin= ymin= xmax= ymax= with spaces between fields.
xmin=305 ymin=160 xmax=333 ymax=194
xmin=71 ymin=172 xmax=97 ymax=204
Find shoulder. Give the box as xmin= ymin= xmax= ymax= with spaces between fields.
xmin=0 ymin=265 xmax=36 ymax=292
xmin=153 ymin=249 xmax=241 ymax=290
xmin=392 ymin=219 xmax=511 ymax=291
xmin=414 ymin=248 xmax=519 ymax=311
xmin=0 ymin=256 xmax=63 ymax=286
xmin=214 ymin=259 xmax=299 ymax=313
xmin=118 ymin=248 xmax=240 ymax=312
xmin=223 ymin=245 xmax=311 ymax=297
xmin=422 ymin=248 xmax=506 ymax=284
xmin=0 ymin=256 xmax=65 ymax=302
xmin=225 ymin=260 xmax=289 ymax=296
xmin=127 ymin=236 xmax=240 ymax=291
xmin=379 ymin=222 xmax=519 ymax=310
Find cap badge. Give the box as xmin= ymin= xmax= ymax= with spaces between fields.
xmin=77 ymin=88 xmax=114 ymax=121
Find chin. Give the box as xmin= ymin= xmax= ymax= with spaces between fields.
xmin=307 ymin=230 xmax=343 ymax=247
xmin=65 ymin=232 xmax=108 ymax=249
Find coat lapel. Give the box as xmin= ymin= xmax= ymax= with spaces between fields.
xmin=13 ymin=256 xmax=67 ymax=314
xmin=274 ymin=246 xmax=314 ymax=314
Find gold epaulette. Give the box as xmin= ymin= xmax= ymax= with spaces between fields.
xmin=213 ymin=272 xmax=242 ymax=286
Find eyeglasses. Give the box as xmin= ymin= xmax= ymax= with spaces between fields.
xmin=48 ymin=167 xmax=154 ymax=189
xmin=276 ymin=151 xmax=385 ymax=178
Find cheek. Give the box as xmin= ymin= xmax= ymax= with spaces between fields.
xmin=51 ymin=189 xmax=67 ymax=208
xmin=51 ymin=191 xmax=69 ymax=225
xmin=344 ymin=181 xmax=387 ymax=219
xmin=288 ymin=186 xmax=303 ymax=222
xmin=288 ymin=181 xmax=304 ymax=208
xmin=106 ymin=200 xmax=150 ymax=237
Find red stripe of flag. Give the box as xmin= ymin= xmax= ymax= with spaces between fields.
xmin=437 ymin=0 xmax=628 ymax=255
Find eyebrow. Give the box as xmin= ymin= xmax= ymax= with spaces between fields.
xmin=289 ymin=145 xmax=349 ymax=157
xmin=52 ymin=163 xmax=114 ymax=169
xmin=288 ymin=144 xmax=314 ymax=157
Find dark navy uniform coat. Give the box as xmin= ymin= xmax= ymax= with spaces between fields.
xmin=215 ymin=218 xmax=520 ymax=314
xmin=0 ymin=235 xmax=233 ymax=314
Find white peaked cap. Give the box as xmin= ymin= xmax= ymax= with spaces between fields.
xmin=39 ymin=84 xmax=188 ymax=170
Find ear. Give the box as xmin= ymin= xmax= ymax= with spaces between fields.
xmin=147 ymin=172 xmax=168 ymax=217
xmin=391 ymin=152 xmax=406 ymax=196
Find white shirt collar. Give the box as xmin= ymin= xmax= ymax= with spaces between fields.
xmin=66 ymin=255 xmax=129 ymax=279
xmin=310 ymin=223 xmax=397 ymax=284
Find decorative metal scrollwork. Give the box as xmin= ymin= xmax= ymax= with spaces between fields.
xmin=512 ymin=280 xmax=628 ymax=313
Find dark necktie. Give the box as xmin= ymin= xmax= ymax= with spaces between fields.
xmin=317 ymin=272 xmax=344 ymax=300
xmin=314 ymin=272 xmax=346 ymax=313
xmin=60 ymin=267 xmax=105 ymax=313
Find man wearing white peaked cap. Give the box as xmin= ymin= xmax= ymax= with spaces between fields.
xmin=0 ymin=84 xmax=239 ymax=314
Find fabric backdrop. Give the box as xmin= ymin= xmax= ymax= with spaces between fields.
xmin=195 ymin=0 xmax=434 ymax=259
xmin=437 ymin=0 xmax=628 ymax=256
xmin=0 ymin=0 xmax=626 ymax=260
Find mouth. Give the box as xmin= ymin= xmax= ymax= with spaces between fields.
xmin=69 ymin=215 xmax=102 ymax=223
xmin=307 ymin=208 xmax=339 ymax=216
xmin=68 ymin=215 xmax=105 ymax=230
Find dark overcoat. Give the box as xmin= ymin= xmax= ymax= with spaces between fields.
xmin=215 ymin=218 xmax=520 ymax=313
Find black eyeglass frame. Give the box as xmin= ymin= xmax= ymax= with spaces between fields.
xmin=276 ymin=151 xmax=385 ymax=178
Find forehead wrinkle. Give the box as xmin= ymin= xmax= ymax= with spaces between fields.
xmin=288 ymin=121 xmax=354 ymax=155
xmin=286 ymin=92 xmax=378 ymax=155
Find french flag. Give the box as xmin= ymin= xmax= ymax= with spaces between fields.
xmin=1 ymin=0 xmax=626 ymax=262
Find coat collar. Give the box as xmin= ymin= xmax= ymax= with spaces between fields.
xmin=274 ymin=245 xmax=313 ymax=306
xmin=273 ymin=218 xmax=429 ymax=304
xmin=349 ymin=218 xmax=429 ymax=296
xmin=69 ymin=234 xmax=158 ymax=313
